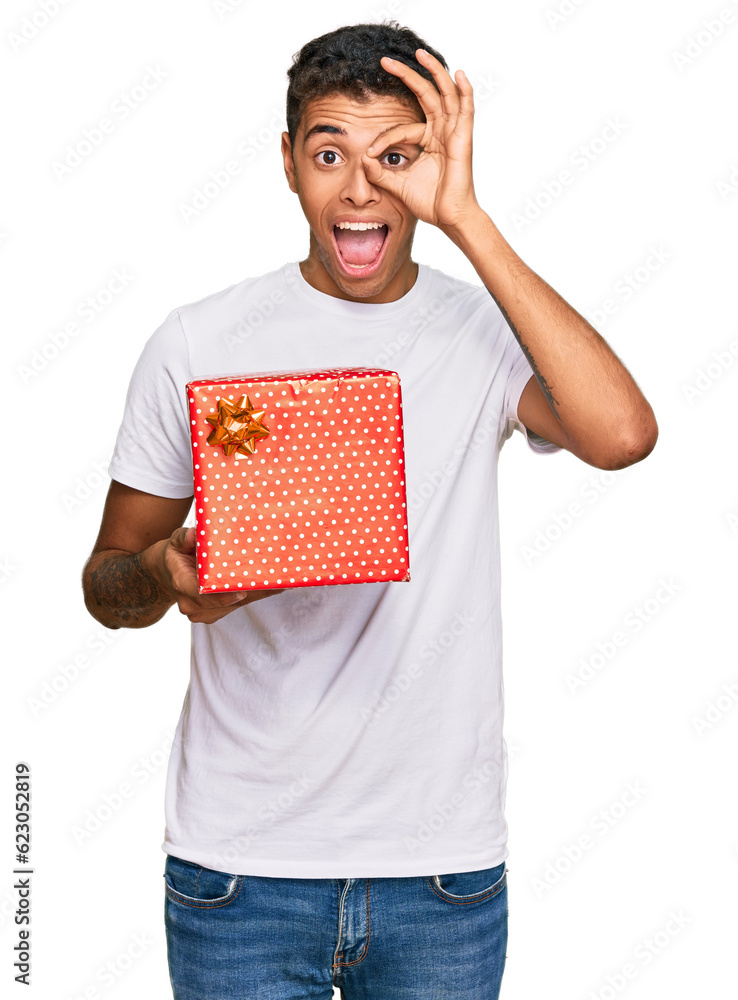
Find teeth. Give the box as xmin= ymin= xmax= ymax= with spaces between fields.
xmin=335 ymin=221 xmax=386 ymax=230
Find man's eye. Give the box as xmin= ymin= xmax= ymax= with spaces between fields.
xmin=317 ymin=150 xmax=342 ymax=165
xmin=381 ymin=151 xmax=407 ymax=167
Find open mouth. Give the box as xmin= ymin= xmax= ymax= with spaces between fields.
xmin=332 ymin=222 xmax=389 ymax=277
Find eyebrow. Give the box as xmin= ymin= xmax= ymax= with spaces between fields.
xmin=302 ymin=124 xmax=347 ymax=145
xmin=301 ymin=123 xmax=405 ymax=147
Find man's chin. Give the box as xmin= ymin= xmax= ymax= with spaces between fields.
xmin=311 ymin=246 xmax=412 ymax=303
xmin=331 ymin=268 xmax=388 ymax=299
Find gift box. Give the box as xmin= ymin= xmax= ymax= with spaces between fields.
xmin=186 ymin=368 xmax=411 ymax=593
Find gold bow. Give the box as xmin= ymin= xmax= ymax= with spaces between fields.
xmin=205 ymin=395 xmax=270 ymax=457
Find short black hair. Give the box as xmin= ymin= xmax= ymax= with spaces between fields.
xmin=286 ymin=21 xmax=448 ymax=147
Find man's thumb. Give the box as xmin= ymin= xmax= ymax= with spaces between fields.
xmin=171 ymin=526 xmax=197 ymax=553
xmin=362 ymin=153 xmax=399 ymax=194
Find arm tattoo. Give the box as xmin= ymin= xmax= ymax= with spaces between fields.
xmin=495 ymin=297 xmax=562 ymax=420
xmin=88 ymin=552 xmax=166 ymax=625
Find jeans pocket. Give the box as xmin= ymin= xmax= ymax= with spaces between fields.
xmin=428 ymin=862 xmax=507 ymax=904
xmin=164 ymin=854 xmax=242 ymax=909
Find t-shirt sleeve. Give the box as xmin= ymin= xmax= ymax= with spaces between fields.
xmin=501 ymin=331 xmax=563 ymax=455
xmin=107 ymin=308 xmax=195 ymax=498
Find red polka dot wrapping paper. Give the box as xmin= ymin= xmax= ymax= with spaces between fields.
xmin=186 ymin=368 xmax=411 ymax=593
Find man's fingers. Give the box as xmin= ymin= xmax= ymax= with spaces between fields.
xmin=179 ymin=587 xmax=286 ymax=623
xmin=361 ymin=153 xmax=405 ymax=199
xmin=415 ymin=48 xmax=461 ymax=118
xmin=186 ymin=608 xmax=233 ymax=625
xmin=201 ymin=590 xmax=253 ymax=607
xmin=454 ymin=69 xmax=475 ymax=123
xmin=366 ymin=122 xmax=427 ymax=158
xmin=179 ymin=587 xmax=286 ymax=612
xmin=177 ymin=593 xmax=242 ymax=619
xmin=167 ymin=526 xmax=287 ymax=619
xmin=380 ymin=50 xmax=462 ymax=121
xmin=363 ymin=121 xmax=426 ymax=200
xmin=244 ymin=588 xmax=286 ymax=603
xmin=164 ymin=527 xmax=202 ymax=599
xmin=379 ymin=55 xmax=443 ymax=117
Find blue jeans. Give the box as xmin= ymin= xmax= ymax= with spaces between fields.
xmin=164 ymin=854 xmax=508 ymax=999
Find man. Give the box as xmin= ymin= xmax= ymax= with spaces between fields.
xmin=83 ymin=21 xmax=657 ymax=1000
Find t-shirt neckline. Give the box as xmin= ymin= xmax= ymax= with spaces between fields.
xmin=287 ymin=260 xmax=430 ymax=317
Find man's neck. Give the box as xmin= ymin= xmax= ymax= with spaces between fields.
xmin=298 ymin=256 xmax=419 ymax=304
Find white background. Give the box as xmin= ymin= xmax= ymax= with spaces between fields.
xmin=2 ymin=0 xmax=736 ymax=997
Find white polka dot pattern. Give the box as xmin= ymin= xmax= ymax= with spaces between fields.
xmin=186 ymin=368 xmax=411 ymax=593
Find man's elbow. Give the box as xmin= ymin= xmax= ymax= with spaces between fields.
xmin=81 ymin=557 xmax=120 ymax=630
xmin=595 ymin=409 xmax=659 ymax=471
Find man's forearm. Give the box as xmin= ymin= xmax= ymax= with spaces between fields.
xmin=83 ymin=540 xmax=174 ymax=629
xmin=443 ymin=208 xmax=657 ymax=461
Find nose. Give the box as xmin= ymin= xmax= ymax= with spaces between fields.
xmin=340 ymin=159 xmax=379 ymax=206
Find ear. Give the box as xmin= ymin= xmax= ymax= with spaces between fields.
xmin=281 ymin=132 xmax=298 ymax=193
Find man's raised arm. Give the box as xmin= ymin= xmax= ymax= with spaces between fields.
xmin=361 ymin=49 xmax=658 ymax=470
xmin=83 ymin=481 xmax=283 ymax=629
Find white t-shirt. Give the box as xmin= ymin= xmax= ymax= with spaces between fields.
xmin=109 ymin=260 xmax=561 ymax=878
